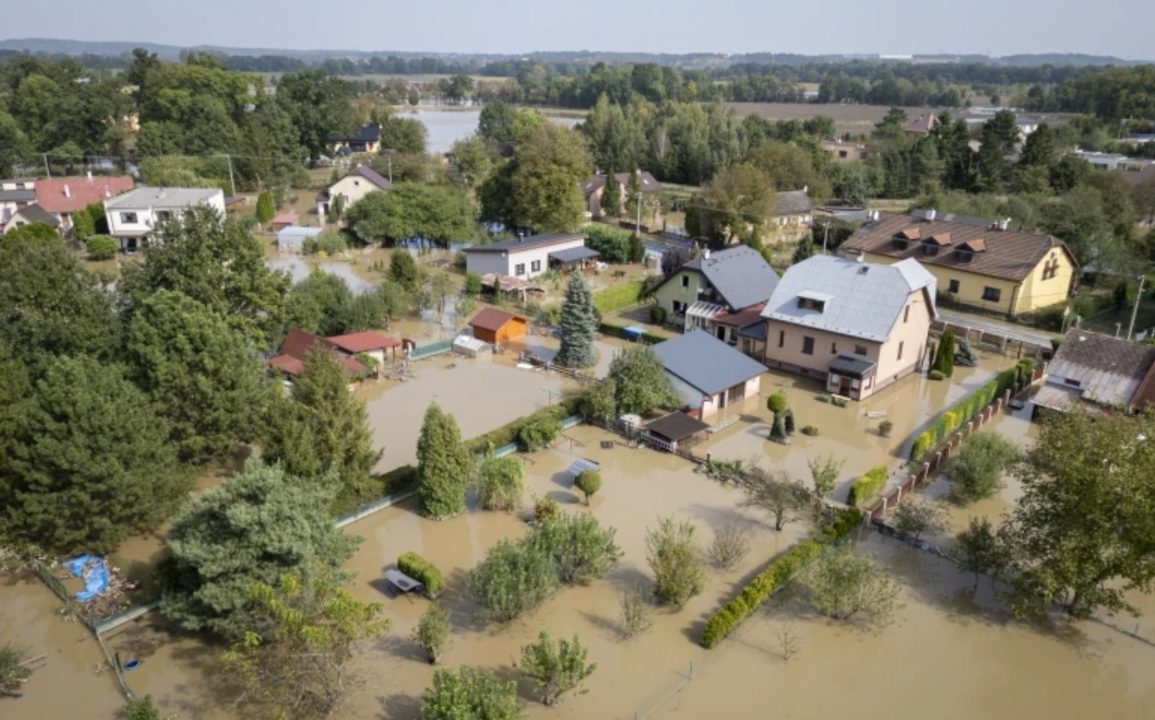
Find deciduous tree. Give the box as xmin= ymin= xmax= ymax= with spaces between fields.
xmin=737 ymin=467 xmax=810 ymax=531
xmin=468 ymin=539 xmax=558 ymax=622
xmin=954 ymin=517 xmax=1006 ymax=593
xmin=420 ymin=667 xmax=525 ymax=720
xmin=646 ymin=516 xmax=705 ymax=608
xmin=608 ymin=346 xmax=679 ymax=415
xmin=517 ymin=631 xmax=597 ymax=707
xmin=475 ymin=456 xmax=526 ymax=512
xmin=345 ymin=183 xmax=475 ymax=247
xmin=574 ymin=470 xmax=602 ymax=505
xmin=526 ymin=513 xmax=621 ymax=584
xmin=802 ymin=547 xmax=902 ymax=628
xmin=948 ymin=432 xmax=1020 ymax=502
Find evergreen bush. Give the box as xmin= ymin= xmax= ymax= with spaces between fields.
xmin=398 ymin=552 xmax=444 ymax=597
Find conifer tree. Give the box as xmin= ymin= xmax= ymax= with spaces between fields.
xmin=601 ymin=169 xmax=621 ymax=217
xmin=417 ymin=403 xmax=472 ymax=517
xmin=555 ymin=273 xmax=598 ymax=368
xmin=931 ymin=329 xmax=956 ymax=377
xmin=255 ymin=190 xmax=275 ymax=225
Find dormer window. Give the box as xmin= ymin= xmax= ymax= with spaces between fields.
xmin=923 ymin=243 xmax=939 ymax=257
xmin=958 ymin=238 xmax=986 ymax=263
xmin=894 ymin=227 xmax=920 ymax=250
xmin=958 ymin=249 xmax=974 ymax=262
xmin=798 ymin=297 xmax=825 ymax=311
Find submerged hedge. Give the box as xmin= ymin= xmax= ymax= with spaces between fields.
xmin=909 ymin=358 xmax=1037 ymax=462
xmin=398 ymin=551 xmax=444 ymax=597
xmin=598 ymin=321 xmax=665 ymax=345
xmin=701 ymin=508 xmax=862 ymax=648
xmin=847 ymin=466 xmax=887 ymax=508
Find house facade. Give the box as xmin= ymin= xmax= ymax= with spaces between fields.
xmin=820 ymin=139 xmax=867 ymax=162
xmin=1 ymin=203 xmax=61 ymax=235
xmin=581 ymin=170 xmax=660 ymax=218
xmin=760 ymin=255 xmax=937 ymax=400
xmin=330 ymin=124 xmax=382 ymax=154
xmin=104 ymin=187 xmax=226 ymax=251
xmin=652 ymin=245 xmax=781 ymax=345
xmin=316 ymin=165 xmax=392 ymax=218
xmin=840 ymin=209 xmax=1077 ymax=317
xmin=653 ymin=330 xmax=766 ymax=419
xmin=772 ymin=190 xmax=814 ymax=228
xmin=462 ymin=233 xmax=586 ymax=280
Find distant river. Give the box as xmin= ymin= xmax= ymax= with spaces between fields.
xmin=398 ymin=108 xmax=582 ymax=155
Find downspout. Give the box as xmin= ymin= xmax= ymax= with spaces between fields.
xmin=1008 ymin=283 xmax=1020 ymax=320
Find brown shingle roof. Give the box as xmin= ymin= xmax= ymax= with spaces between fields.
xmin=470 ymin=308 xmax=523 ymax=332
xmin=1048 ymin=330 xmax=1155 ymax=409
xmin=841 ymin=212 xmax=1077 ymax=282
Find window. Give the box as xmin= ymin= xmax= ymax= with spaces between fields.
xmin=903 ymin=305 xmax=910 ymax=323
xmin=802 ymin=336 xmax=815 ymax=355
xmin=778 ymin=330 xmax=785 ymax=348
xmin=797 ymin=297 xmax=825 ymax=312
xmin=672 ymin=301 xmax=685 ymax=314
xmin=839 ymin=150 xmax=848 ymax=158
xmin=120 ymin=211 xmax=138 ymax=224
xmin=948 ymin=279 xmax=960 ymax=294
xmin=681 ymin=275 xmax=690 ymax=288
xmin=1042 ymin=256 xmax=1060 ymax=280
xmin=897 ymin=341 xmax=905 ymax=360
xmin=855 ymin=344 xmax=867 ymax=355
xmin=531 ymin=260 xmax=541 ymax=272
xmin=514 ymin=263 xmax=526 ymax=276
xmin=831 ymin=342 xmax=837 ymax=354
xmin=982 ymin=286 xmax=1002 ymax=302
xmin=1063 ymin=378 xmax=1082 ymax=388
xmin=156 ymin=210 xmax=171 ymax=223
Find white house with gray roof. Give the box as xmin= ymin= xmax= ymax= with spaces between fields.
xmin=652 ymin=245 xmax=781 ymax=345
xmin=105 ymin=187 xmax=225 ymax=251
xmin=760 ymin=255 xmax=937 ymax=400
xmin=462 ymin=233 xmax=593 ymax=280
xmin=652 ymin=330 xmax=767 ymax=419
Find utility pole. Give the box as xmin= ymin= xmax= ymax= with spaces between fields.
xmin=43 ymin=153 xmax=51 ymax=179
xmin=224 ymin=154 xmax=236 ymax=197
xmin=1127 ymin=274 xmax=1145 ymax=341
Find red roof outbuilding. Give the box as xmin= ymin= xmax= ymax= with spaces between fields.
xmin=328 ymin=331 xmax=401 ymax=353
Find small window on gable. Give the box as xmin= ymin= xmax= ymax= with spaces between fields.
xmin=681 ymin=275 xmax=689 ymax=288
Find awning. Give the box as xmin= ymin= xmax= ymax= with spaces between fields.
xmin=645 ymin=411 xmax=710 ymax=442
xmin=1032 ymin=384 xmax=1104 ymax=414
xmin=686 ymin=301 xmax=726 ymax=320
xmin=829 ymin=355 xmax=876 ymax=377
xmin=549 ymin=246 xmax=600 ymax=263
xmin=737 ymin=320 xmax=768 ymax=342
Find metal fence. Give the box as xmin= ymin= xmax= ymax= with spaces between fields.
xmin=410 ymin=339 xmax=453 ymax=360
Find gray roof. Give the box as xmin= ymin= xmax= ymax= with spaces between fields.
xmin=11 ymin=203 xmax=60 ymax=228
xmin=653 ymin=330 xmax=766 ymax=397
xmin=1046 ymin=330 xmax=1155 ymax=409
xmin=277 ymin=225 xmax=324 ymax=239
xmin=676 ymin=245 xmax=781 ymax=311
xmin=105 ymin=187 xmax=222 ymax=210
xmin=775 ymin=190 xmax=814 ymax=216
xmin=645 ymin=411 xmax=710 ymax=442
xmin=345 ymin=164 xmax=392 ymax=190
xmin=762 ymin=255 xmax=937 ymax=343
xmin=464 ymin=233 xmax=583 ymax=254
xmin=550 ymin=246 xmax=600 ymax=263
xmin=0 ymin=189 xmax=35 ymax=203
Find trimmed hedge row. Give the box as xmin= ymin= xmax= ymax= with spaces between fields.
xmin=909 ymin=358 xmax=1037 ymax=461
xmin=398 ymin=551 xmax=444 ymax=597
xmin=593 ymin=280 xmax=645 ymax=314
xmin=701 ymin=508 xmax=862 ymax=648
xmin=598 ymin=321 xmax=665 ymax=345
xmin=333 ymin=464 xmax=418 ymax=515
xmin=847 ymin=466 xmax=887 ymax=508
xmin=463 ymin=397 xmax=584 ymax=456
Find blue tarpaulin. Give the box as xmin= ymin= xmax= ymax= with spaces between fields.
xmin=623 ymin=326 xmax=645 ymax=340
xmin=65 ymin=555 xmax=111 ymax=602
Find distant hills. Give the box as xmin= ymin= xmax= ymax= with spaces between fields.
xmin=0 ymin=37 xmax=1148 ymax=67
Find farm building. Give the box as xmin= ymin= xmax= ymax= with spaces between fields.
xmin=276 ymin=225 xmax=324 ymax=253
xmin=652 ymin=330 xmax=766 ymax=419
xmin=328 ymin=331 xmax=402 ymax=367
xmin=470 ymin=308 xmax=528 ymax=345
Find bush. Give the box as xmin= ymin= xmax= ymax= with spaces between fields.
xmin=592 ymin=280 xmax=645 ymax=314
xmin=831 ymin=395 xmax=849 ymax=408
xmin=398 ymin=552 xmax=444 ymax=597
xmin=85 ymin=235 xmax=117 ymax=259
xmin=847 ymin=466 xmax=887 ymax=508
xmin=878 ymin=419 xmax=894 ymax=437
xmin=464 ymin=400 xmax=582 ymax=456
xmin=454 ymin=250 xmax=467 ymax=270
xmin=420 ymin=667 xmax=522 ymax=720
xmin=517 ymin=631 xmax=597 ymax=707
xmin=646 ymin=517 xmax=706 ymax=609
xmin=534 ymin=497 xmax=560 ymax=524
xmin=948 ymin=431 xmax=1020 ymax=502
xmin=413 ymin=603 xmax=450 ymax=664
xmin=909 ymin=363 xmax=1026 ymax=461
xmin=767 ymin=391 xmax=789 ymax=413
xmin=518 ymin=414 xmax=562 ymax=451
xmin=574 ymin=470 xmax=602 ymax=505
xmin=464 ymin=270 xmax=483 ymax=295
xmin=583 ymin=225 xmax=632 ymax=263
xmin=526 ymin=513 xmax=621 ymax=585
xmin=701 ymin=507 xmax=862 ymax=648
xmin=649 ymin=305 xmax=668 ymax=325
xmin=304 ymin=232 xmax=348 ymax=256
xmin=800 ymin=425 xmax=818 ymax=436
xmin=709 ymin=523 xmax=751 ymax=570
xmin=467 ymin=539 xmax=558 ymax=622
xmin=928 ymin=369 xmax=946 ymax=381
xmin=475 ymin=456 xmax=525 ymax=512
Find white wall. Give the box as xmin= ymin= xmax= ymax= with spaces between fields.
xmin=465 ymin=237 xmax=585 ymax=279
xmin=106 ymin=191 xmax=226 ymax=241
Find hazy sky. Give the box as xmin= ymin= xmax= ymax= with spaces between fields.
xmin=6 ymin=0 xmax=1152 ymax=59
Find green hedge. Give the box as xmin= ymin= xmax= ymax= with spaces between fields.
xmin=334 ymin=464 xmax=418 ymax=515
xmin=398 ymin=551 xmax=444 ymax=597
xmin=909 ymin=358 xmax=1037 ymax=461
xmin=701 ymin=508 xmax=861 ymax=648
xmin=598 ymin=321 xmax=664 ymax=345
xmin=463 ymin=397 xmax=584 ymax=456
xmin=847 ymin=466 xmax=887 ymax=508
xmin=593 ymin=280 xmax=645 ymax=314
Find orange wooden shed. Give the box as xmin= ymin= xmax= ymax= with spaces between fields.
xmin=470 ymin=308 xmax=528 ymax=345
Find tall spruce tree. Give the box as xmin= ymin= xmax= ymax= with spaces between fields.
xmin=416 ymin=403 xmax=472 ymax=518
xmin=931 ymin=329 xmax=956 ymax=377
xmin=255 ymin=191 xmax=275 ymax=225
xmin=555 ymin=273 xmax=598 ymax=368
xmin=601 ymin=169 xmax=621 ymax=217
xmin=260 ymin=347 xmax=381 ymax=510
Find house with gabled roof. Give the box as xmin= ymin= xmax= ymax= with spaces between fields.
xmin=840 ymin=209 xmax=1078 ymax=317
xmin=904 ymin=113 xmax=939 ymax=135
xmin=772 ymin=189 xmax=814 ymax=228
xmin=330 ymin=123 xmax=382 ymax=155
xmin=268 ymin=328 xmax=372 ymax=379
xmin=1 ymin=203 xmax=61 ymax=235
xmin=760 ymin=255 xmax=937 ymax=400
xmin=581 ymin=170 xmax=660 ymax=218
xmin=1034 ymin=330 xmax=1155 ymax=416
xmin=652 ymin=330 xmax=767 ymax=419
xmin=462 ymin=233 xmax=593 ymax=280
xmin=652 ymin=245 xmax=781 ymax=346
xmin=36 ymin=174 xmax=134 ymax=232
xmin=316 ymin=165 xmax=392 ymax=219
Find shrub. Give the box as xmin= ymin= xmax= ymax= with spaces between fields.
xmin=85 ymin=235 xmax=117 ymax=259
xmin=398 ymin=552 xmax=444 ymax=597
xmin=413 ymin=603 xmax=450 ymax=664
xmin=464 ymin=270 xmax=482 ymax=295
xmin=928 ymin=369 xmax=945 ymax=380
xmin=649 ymin=305 xmax=668 ymax=325
xmin=847 ymin=466 xmax=887 ymax=508
xmin=582 ymin=225 xmax=632 ymax=263
xmin=831 ymin=395 xmax=849 ymax=408
xmin=518 ymin=414 xmax=561 ymax=451
xmin=468 ymin=539 xmax=558 ymax=622
xmin=709 ymin=523 xmax=751 ymax=570
xmin=909 ymin=363 xmax=1025 ymax=461
xmin=475 ymin=456 xmax=525 ymax=512
xmin=420 ymin=667 xmax=523 ymax=720
xmin=948 ymin=431 xmax=1020 ymax=502
xmin=464 ymin=400 xmax=583 ymax=456
xmin=800 ymin=425 xmax=818 ymax=436
xmin=618 ymin=587 xmax=654 ymax=639
xmin=893 ymin=497 xmax=948 ymax=540
xmin=303 ymin=232 xmax=348 ymax=255
xmin=646 ymin=517 xmax=706 ymax=609
xmin=767 ymin=391 xmax=789 ymax=413
xmin=525 ymin=513 xmax=621 ymax=585
xmin=801 ymin=547 xmax=901 ymax=627
xmin=517 ymin=631 xmax=597 ymax=707
xmin=878 ymin=419 xmax=894 ymax=437
xmin=574 ymin=470 xmax=602 ymax=505
xmin=533 ymin=497 xmax=560 ymax=524
xmin=454 ymin=250 xmax=467 ymax=269
xmin=815 ymin=393 xmax=832 ymax=403
xmin=701 ymin=508 xmax=861 ymax=647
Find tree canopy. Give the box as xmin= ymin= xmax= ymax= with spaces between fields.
xmin=555 ymin=273 xmax=598 ymax=368
xmin=417 ymin=403 xmax=473 ymax=518
xmin=344 ymin=183 xmax=475 ymax=247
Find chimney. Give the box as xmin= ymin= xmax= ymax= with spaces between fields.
xmin=856 ymin=252 xmax=865 ymax=263
xmin=86 ymin=171 xmax=93 ymax=181
xmin=63 ymin=185 xmax=71 ymax=199
xmin=803 ymin=185 xmax=808 ymax=194
xmin=1000 ymin=217 xmax=1011 ymax=231
xmin=702 ymin=248 xmax=711 ymax=259
xmin=926 ymin=208 xmax=936 ymax=222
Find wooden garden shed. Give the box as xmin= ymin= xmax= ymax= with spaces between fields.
xmin=470 ymin=308 xmax=528 ymax=345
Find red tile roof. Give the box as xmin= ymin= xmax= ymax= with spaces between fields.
xmin=470 ymin=308 xmax=524 ymax=332
xmin=271 ymin=212 xmax=298 ymax=224
xmin=270 ymin=328 xmax=369 ymax=377
xmin=35 ymin=176 xmax=134 ymax=214
xmin=714 ymin=303 xmax=767 ymax=328
xmin=328 ymin=331 xmax=400 ymax=353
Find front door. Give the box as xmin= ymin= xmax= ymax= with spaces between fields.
xmin=839 ymin=376 xmax=852 ymax=396
xmin=716 ymin=325 xmax=726 ymax=341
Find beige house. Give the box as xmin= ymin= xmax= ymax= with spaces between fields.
xmin=316 ymin=165 xmax=392 ymax=218
xmin=581 ymin=170 xmax=660 ymax=218
xmin=821 ymin=139 xmax=867 ymax=162
xmin=760 ymin=255 xmax=937 ymax=400
xmin=840 ymin=209 xmax=1078 ymax=317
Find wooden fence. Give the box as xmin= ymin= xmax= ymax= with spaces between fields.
xmin=864 ymin=364 xmax=1045 ymax=524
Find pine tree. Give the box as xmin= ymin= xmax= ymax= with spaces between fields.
xmin=601 ymin=169 xmax=621 ymax=217
xmin=791 ymin=236 xmax=816 ymax=265
xmin=555 ymin=273 xmax=598 ymax=368
xmin=417 ymin=403 xmax=472 ymax=518
xmin=255 ymin=191 xmax=275 ymax=225
xmin=931 ymin=330 xmax=956 ymax=377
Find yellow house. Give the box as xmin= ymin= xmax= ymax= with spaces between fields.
xmin=840 ymin=210 xmax=1078 ymax=317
